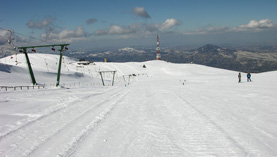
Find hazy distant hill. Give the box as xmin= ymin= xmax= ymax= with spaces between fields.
xmin=190 ymin=44 xmax=277 ymax=73
xmin=186 ymin=44 xmax=239 ymax=71
xmin=74 ymin=44 xmax=277 ymax=73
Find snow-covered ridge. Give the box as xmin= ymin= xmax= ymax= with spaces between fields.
xmin=118 ymin=47 xmax=145 ymax=53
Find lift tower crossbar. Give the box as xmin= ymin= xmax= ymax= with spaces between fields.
xmin=17 ymin=44 xmax=69 ymax=86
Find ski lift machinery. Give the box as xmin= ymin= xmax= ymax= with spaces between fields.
xmin=17 ymin=44 xmax=69 ymax=86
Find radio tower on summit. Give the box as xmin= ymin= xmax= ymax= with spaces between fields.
xmin=156 ymin=35 xmax=161 ymax=60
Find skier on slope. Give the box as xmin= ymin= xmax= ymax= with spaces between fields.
xmin=238 ymin=72 xmax=241 ymax=83
xmin=247 ymin=72 xmax=251 ymax=82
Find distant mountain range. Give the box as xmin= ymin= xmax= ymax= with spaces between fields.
xmin=70 ymin=44 xmax=277 ymax=73
xmin=183 ymin=44 xmax=277 ymax=73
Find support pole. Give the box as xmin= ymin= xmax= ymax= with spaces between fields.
xmin=23 ymin=48 xmax=36 ymax=85
xmin=56 ymin=46 xmax=64 ymax=87
xmin=112 ymin=71 xmax=116 ymax=86
xmin=18 ymin=44 xmax=69 ymax=86
xmin=99 ymin=72 xmax=105 ymax=86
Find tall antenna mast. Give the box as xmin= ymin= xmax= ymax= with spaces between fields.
xmin=156 ymin=35 xmax=161 ymax=60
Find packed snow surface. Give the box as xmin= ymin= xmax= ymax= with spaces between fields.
xmin=0 ymin=53 xmax=276 ymax=156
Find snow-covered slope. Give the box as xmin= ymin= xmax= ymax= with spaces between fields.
xmin=0 ymin=53 xmax=276 ymax=156
xmin=0 ymin=53 xmax=115 ymax=86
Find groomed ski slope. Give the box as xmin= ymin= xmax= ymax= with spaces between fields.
xmin=0 ymin=54 xmax=277 ymax=156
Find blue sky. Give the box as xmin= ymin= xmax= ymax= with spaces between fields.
xmin=1 ymin=0 xmax=277 ymax=50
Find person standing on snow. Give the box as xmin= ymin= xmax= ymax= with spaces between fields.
xmin=238 ymin=72 xmax=241 ymax=83
xmin=247 ymin=72 xmax=251 ymax=82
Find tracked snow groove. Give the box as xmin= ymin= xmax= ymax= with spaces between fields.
xmin=0 ymin=87 xmax=130 ymax=157
xmin=1 ymin=59 xmax=277 ymax=156
xmin=0 ymin=95 xmax=82 ymax=141
xmin=70 ymin=79 xmax=245 ymax=156
xmin=57 ymin=89 xmax=131 ymax=157
xmin=175 ymin=94 xmax=248 ymax=155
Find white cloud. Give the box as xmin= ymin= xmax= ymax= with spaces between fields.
xmin=86 ymin=18 xmax=97 ymax=25
xmin=184 ymin=26 xmax=231 ymax=35
xmin=26 ymin=20 xmax=36 ymax=29
xmin=109 ymin=25 xmax=133 ymax=34
xmin=37 ymin=18 xmax=54 ymax=29
xmin=26 ymin=17 xmax=56 ymax=30
xmin=95 ymin=18 xmax=180 ymax=37
xmin=0 ymin=30 xmax=9 ymax=45
xmin=236 ymin=19 xmax=275 ymax=31
xmin=0 ymin=29 xmax=10 ymax=36
xmin=185 ymin=19 xmax=276 ymax=35
xmin=41 ymin=26 xmax=89 ymax=42
xmin=0 ymin=29 xmax=27 ymax=45
xmin=160 ymin=18 xmax=180 ymax=31
xmin=133 ymin=7 xmax=151 ymax=19
xmin=95 ymin=24 xmax=139 ymax=36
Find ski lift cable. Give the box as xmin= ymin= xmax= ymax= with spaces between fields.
xmin=1 ymin=22 xmax=72 ymax=46
xmin=0 ymin=27 xmax=56 ymax=47
xmin=6 ymin=30 xmax=13 ymax=58
xmin=7 ymin=29 xmax=18 ymax=64
xmin=1 ymin=27 xmax=69 ymax=64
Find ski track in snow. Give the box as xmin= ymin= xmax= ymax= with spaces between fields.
xmin=176 ymin=94 xmax=248 ymax=155
xmin=58 ymin=89 xmax=131 ymax=157
xmin=1 ymin=54 xmax=277 ymax=157
xmin=0 ymin=88 xmax=108 ymax=140
xmin=0 ymin=87 xmax=129 ymax=157
xmin=177 ymin=84 xmax=276 ymax=156
xmin=0 ymin=94 xmax=81 ymax=140
xmin=71 ymin=79 xmax=246 ymax=156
